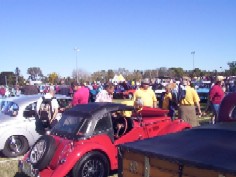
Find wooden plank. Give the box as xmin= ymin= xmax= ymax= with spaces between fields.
xmin=183 ymin=165 xmax=222 ymax=177
xmin=150 ymin=167 xmax=179 ymax=177
xmin=150 ymin=157 xmax=179 ymax=172
xmin=123 ymin=158 xmax=144 ymax=175
xmin=123 ymin=151 xmax=145 ymax=162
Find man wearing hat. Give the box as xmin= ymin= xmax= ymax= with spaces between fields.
xmin=133 ymin=78 xmax=157 ymax=108
xmin=209 ymin=76 xmax=225 ymax=123
xmin=178 ymin=76 xmax=201 ymax=127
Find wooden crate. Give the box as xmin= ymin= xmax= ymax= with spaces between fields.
xmin=118 ymin=123 xmax=236 ymax=177
xmin=119 ymin=150 xmax=236 ymax=177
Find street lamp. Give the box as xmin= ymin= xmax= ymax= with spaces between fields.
xmin=191 ymin=51 xmax=195 ymax=70
xmin=74 ymin=47 xmax=80 ymax=83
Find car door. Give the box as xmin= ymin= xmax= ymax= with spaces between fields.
xmin=23 ymin=102 xmax=41 ymax=144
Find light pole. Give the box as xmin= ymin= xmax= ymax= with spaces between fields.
xmin=220 ymin=66 xmax=223 ymax=73
xmin=191 ymin=51 xmax=195 ymax=70
xmin=74 ymin=47 xmax=80 ymax=83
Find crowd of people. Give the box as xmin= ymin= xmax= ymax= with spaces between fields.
xmin=0 ymin=74 xmax=229 ymax=129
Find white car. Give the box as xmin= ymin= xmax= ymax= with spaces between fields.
xmin=0 ymin=94 xmax=72 ymax=157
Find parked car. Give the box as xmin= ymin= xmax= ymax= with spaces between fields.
xmin=0 ymin=94 xmax=72 ymax=157
xmin=118 ymin=92 xmax=236 ymax=177
xmin=152 ymin=76 xmax=173 ymax=100
xmin=19 ymin=102 xmax=190 ymax=177
xmin=193 ymin=80 xmax=212 ymax=103
xmin=113 ymin=83 xmax=136 ymax=99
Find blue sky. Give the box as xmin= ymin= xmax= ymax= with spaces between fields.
xmin=1 ymin=0 xmax=236 ymax=78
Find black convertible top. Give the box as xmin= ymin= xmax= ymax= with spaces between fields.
xmin=119 ymin=122 xmax=236 ymax=175
xmin=67 ymin=102 xmax=134 ymax=115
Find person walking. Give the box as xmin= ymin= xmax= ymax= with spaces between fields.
xmin=160 ymin=83 xmax=176 ymax=120
xmin=36 ymin=88 xmax=60 ymax=131
xmin=133 ymin=78 xmax=157 ymax=108
xmin=71 ymin=83 xmax=90 ymax=106
xmin=178 ymin=76 xmax=201 ymax=127
xmin=209 ymin=76 xmax=225 ymax=123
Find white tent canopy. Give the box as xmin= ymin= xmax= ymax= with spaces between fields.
xmin=112 ymin=74 xmax=126 ymax=83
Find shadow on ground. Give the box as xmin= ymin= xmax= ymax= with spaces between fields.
xmin=14 ymin=172 xmax=28 ymax=177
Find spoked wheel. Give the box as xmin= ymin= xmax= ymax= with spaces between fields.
xmin=73 ymin=151 xmax=109 ymax=177
xmin=29 ymin=135 xmax=56 ymax=170
xmin=2 ymin=135 xmax=29 ymax=157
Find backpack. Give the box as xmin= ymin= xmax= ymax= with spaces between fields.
xmin=176 ymin=84 xmax=187 ymax=104
xmin=38 ymin=96 xmax=54 ymax=124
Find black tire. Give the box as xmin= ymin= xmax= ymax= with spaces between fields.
xmin=29 ymin=135 xmax=56 ymax=170
xmin=2 ymin=135 xmax=29 ymax=158
xmin=72 ymin=151 xmax=109 ymax=177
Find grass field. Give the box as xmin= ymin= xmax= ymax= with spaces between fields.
xmin=0 ymin=156 xmax=26 ymax=177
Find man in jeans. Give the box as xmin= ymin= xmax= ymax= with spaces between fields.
xmin=209 ymin=76 xmax=225 ymax=123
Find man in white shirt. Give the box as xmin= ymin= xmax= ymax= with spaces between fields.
xmin=36 ymin=89 xmax=59 ymax=124
xmin=95 ymin=83 xmax=115 ymax=102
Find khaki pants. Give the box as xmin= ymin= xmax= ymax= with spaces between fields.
xmin=178 ymin=105 xmax=200 ymax=127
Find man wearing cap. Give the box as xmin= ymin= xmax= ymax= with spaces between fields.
xmin=133 ymin=78 xmax=157 ymax=108
xmin=178 ymin=76 xmax=201 ymax=127
xmin=209 ymin=76 xmax=225 ymax=123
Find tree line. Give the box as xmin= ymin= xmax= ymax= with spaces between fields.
xmin=1 ymin=61 xmax=236 ymax=86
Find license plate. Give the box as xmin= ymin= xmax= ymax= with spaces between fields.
xmin=22 ymin=161 xmax=34 ymax=177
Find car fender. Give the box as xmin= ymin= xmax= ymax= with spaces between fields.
xmin=218 ymin=92 xmax=236 ymax=122
xmin=50 ymin=135 xmax=117 ymax=177
xmin=156 ymin=119 xmax=191 ymax=136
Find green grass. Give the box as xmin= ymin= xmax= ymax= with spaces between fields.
xmin=0 ymin=157 xmax=21 ymax=177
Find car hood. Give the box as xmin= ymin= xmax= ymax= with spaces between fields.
xmin=0 ymin=113 xmax=23 ymax=127
xmin=197 ymin=88 xmax=209 ymax=93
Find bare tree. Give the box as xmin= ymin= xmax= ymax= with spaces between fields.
xmin=72 ymin=68 xmax=91 ymax=83
xmin=27 ymin=67 xmax=43 ymax=80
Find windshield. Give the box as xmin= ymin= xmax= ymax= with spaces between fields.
xmin=52 ymin=113 xmax=90 ymax=135
xmin=0 ymin=101 xmax=19 ymax=117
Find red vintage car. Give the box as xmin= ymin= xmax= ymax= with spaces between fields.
xmin=113 ymin=82 xmax=136 ymax=99
xmin=18 ymin=102 xmax=191 ymax=177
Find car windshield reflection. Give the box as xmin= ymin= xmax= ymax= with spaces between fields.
xmin=0 ymin=101 xmax=19 ymax=117
xmin=52 ymin=113 xmax=89 ymax=135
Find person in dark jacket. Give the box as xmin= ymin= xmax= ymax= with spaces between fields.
xmin=209 ymin=76 xmax=225 ymax=123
